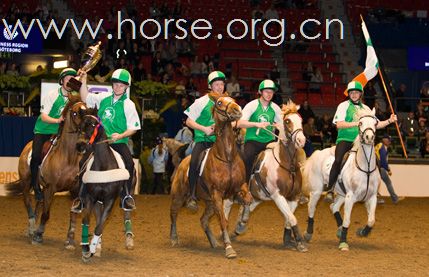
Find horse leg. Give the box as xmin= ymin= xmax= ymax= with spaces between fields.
xmin=304 ymin=190 xmax=322 ymax=242
xmin=339 ymin=193 xmax=354 ymax=251
xmin=213 ymin=191 xmax=236 ymax=259
xmin=357 ymin=194 xmax=377 ymax=237
xmin=331 ymin=195 xmax=345 ymax=239
xmin=284 ymin=200 xmax=298 ymax=249
xmin=81 ymin=207 xmax=92 ymax=263
xmin=200 ymin=201 xmax=218 ymax=248
xmin=32 ymin=190 xmax=53 ymax=244
xmin=271 ymin=192 xmax=307 ymax=252
xmin=124 ymin=210 xmax=134 ymax=250
xmin=64 ymin=210 xmax=78 ymax=250
xmin=234 ymin=200 xmax=260 ymax=236
xmin=223 ymin=198 xmax=234 ymax=220
xmin=170 ymin=193 xmax=186 ymax=247
xmin=22 ymin=180 xmax=37 ymax=238
xmin=90 ymin=201 xmax=104 ymax=257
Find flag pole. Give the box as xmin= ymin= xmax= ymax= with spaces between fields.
xmin=360 ymin=15 xmax=408 ymax=159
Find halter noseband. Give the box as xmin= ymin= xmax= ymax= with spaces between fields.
xmin=283 ymin=113 xmax=304 ymax=145
xmin=214 ymin=97 xmax=235 ymax=122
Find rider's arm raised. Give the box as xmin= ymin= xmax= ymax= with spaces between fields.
xmin=78 ymin=70 xmax=89 ymax=102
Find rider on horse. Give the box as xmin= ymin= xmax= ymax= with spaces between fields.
xmin=325 ymin=81 xmax=397 ymax=201
xmin=71 ymin=69 xmax=141 ymax=212
xmin=184 ymin=70 xmax=227 ymax=211
xmin=237 ymin=79 xmax=283 ymax=183
xmin=30 ymin=68 xmax=78 ymax=201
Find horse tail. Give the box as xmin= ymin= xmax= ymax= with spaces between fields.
xmin=2 ymin=179 xmax=24 ymax=196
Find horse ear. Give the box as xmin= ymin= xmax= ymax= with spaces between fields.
xmin=94 ymin=104 xmax=99 ymax=115
xmin=371 ymin=107 xmax=376 ymax=116
xmin=296 ymin=105 xmax=301 ymax=110
xmin=208 ymin=92 xmax=220 ymax=103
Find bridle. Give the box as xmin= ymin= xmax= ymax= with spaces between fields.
xmin=213 ymin=97 xmax=235 ymax=122
xmin=67 ymin=101 xmax=87 ymax=134
xmin=358 ymin=115 xmax=378 ymax=145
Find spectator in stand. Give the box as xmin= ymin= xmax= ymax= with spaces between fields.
xmin=298 ymin=100 xmax=315 ymax=124
xmin=394 ymin=83 xmax=408 ymax=112
xmin=251 ymin=4 xmax=264 ymax=19
xmin=175 ymin=80 xmax=186 ymax=96
xmin=202 ymin=54 xmax=213 ymax=74
xmin=0 ymin=61 xmax=7 ymax=74
xmin=317 ymin=113 xmax=335 ymax=144
xmin=309 ymin=66 xmax=323 ymax=92
xmin=420 ymin=82 xmax=429 ymax=103
xmin=190 ymin=56 xmax=202 ymax=76
xmin=133 ymin=62 xmax=147 ymax=82
xmin=302 ymin=62 xmax=313 ymax=82
xmin=401 ymin=111 xmax=418 ymax=137
xmin=6 ymin=63 xmax=19 ymax=76
xmin=226 ymin=75 xmax=241 ymax=98
xmin=417 ymin=120 xmax=428 ymax=140
xmin=161 ymin=73 xmax=171 ymax=85
xmin=415 ymin=102 xmax=428 ymax=124
xmin=363 ymin=80 xmax=377 ymax=108
xmin=151 ymin=51 xmax=164 ymax=76
xmin=420 ymin=131 xmax=429 ymax=158
xmin=304 ymin=116 xmax=323 ymax=145
xmin=264 ymin=4 xmax=279 ymax=20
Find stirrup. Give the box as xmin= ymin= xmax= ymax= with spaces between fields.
xmin=121 ymin=195 xmax=136 ymax=211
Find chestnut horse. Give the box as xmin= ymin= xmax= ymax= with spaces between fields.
xmin=224 ymin=101 xmax=308 ymax=252
xmin=75 ymin=111 xmax=136 ymax=262
xmin=169 ymin=92 xmax=253 ymax=259
xmin=8 ymin=95 xmax=88 ymax=246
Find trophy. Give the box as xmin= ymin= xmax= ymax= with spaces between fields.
xmin=68 ymin=41 xmax=102 ymax=91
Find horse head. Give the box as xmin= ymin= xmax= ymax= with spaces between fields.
xmin=357 ymin=108 xmax=378 ymax=145
xmin=281 ymin=101 xmax=306 ymax=149
xmin=209 ymin=92 xmax=242 ymax=123
xmin=60 ymin=95 xmax=87 ymax=134
xmin=76 ymin=108 xmax=101 ymax=153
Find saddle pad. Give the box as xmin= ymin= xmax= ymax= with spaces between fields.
xmin=198 ymin=148 xmax=211 ymax=177
xmin=82 ymin=148 xmax=129 ymax=183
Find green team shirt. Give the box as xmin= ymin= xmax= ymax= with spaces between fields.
xmin=241 ymin=99 xmax=282 ymax=143
xmin=333 ymin=100 xmax=371 ymax=143
xmin=86 ymin=92 xmax=141 ymax=144
xmin=184 ymin=94 xmax=216 ymax=143
xmin=34 ymin=88 xmax=69 ymax=134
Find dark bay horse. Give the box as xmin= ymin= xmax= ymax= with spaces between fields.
xmin=76 ymin=111 xmax=136 ymax=262
xmin=224 ymin=101 xmax=308 ymax=252
xmin=8 ymin=96 xmax=88 ymax=245
xmin=169 ymin=92 xmax=253 ymax=259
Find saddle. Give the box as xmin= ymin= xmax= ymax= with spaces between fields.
xmin=27 ymin=135 xmax=57 ymax=166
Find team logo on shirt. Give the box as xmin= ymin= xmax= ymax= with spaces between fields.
xmin=257 ymin=114 xmax=269 ymax=123
xmin=102 ymin=107 xmax=115 ymax=121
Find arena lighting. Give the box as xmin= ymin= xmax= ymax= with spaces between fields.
xmin=53 ymin=60 xmax=68 ymax=69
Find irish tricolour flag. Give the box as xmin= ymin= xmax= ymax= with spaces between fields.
xmin=344 ymin=20 xmax=379 ymax=96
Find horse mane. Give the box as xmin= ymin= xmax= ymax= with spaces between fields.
xmin=61 ymin=94 xmax=83 ymax=117
xmin=281 ymin=100 xmax=299 ymax=116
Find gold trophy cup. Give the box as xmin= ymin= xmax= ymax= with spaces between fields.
xmin=68 ymin=41 xmax=102 ymax=91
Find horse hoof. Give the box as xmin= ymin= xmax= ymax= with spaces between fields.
xmin=64 ymin=240 xmax=76 ymax=250
xmin=81 ymin=252 xmax=92 ymax=263
xmin=336 ymin=227 xmax=343 ymax=239
xmin=303 ymin=232 xmax=312 ymax=243
xmin=235 ymin=222 xmax=247 ymax=235
xmin=125 ymin=234 xmax=134 ymax=250
xmin=296 ymin=241 xmax=308 ymax=253
xmin=225 ymin=246 xmax=237 ymax=259
xmin=32 ymin=233 xmax=43 ymax=244
xmin=171 ymin=238 xmax=179 ymax=247
xmin=356 ymin=228 xmax=365 ymax=237
xmin=339 ymin=242 xmax=349 ymax=251
xmin=284 ymin=240 xmax=297 ymax=250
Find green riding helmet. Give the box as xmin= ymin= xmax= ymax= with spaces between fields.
xmin=111 ymin=69 xmax=132 ymax=86
xmin=208 ymin=71 xmax=226 ymax=89
xmin=258 ymin=79 xmax=278 ymax=93
xmin=58 ymin=68 xmax=77 ymax=85
xmin=346 ymin=81 xmax=363 ymax=93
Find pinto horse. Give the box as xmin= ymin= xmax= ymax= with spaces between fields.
xmin=76 ymin=111 xmax=136 ymax=262
xmin=169 ymin=92 xmax=253 ymax=259
xmin=302 ymin=108 xmax=380 ymax=251
xmin=224 ymin=101 xmax=308 ymax=252
xmin=8 ymin=96 xmax=88 ymax=245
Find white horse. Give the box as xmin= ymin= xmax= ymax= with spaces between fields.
xmin=302 ymin=108 xmax=380 ymax=251
xmin=224 ymin=101 xmax=308 ymax=252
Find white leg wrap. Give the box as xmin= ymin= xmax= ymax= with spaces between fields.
xmin=90 ymin=234 xmax=102 ymax=254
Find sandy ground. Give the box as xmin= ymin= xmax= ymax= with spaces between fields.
xmin=0 ymin=195 xmax=428 ymax=276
